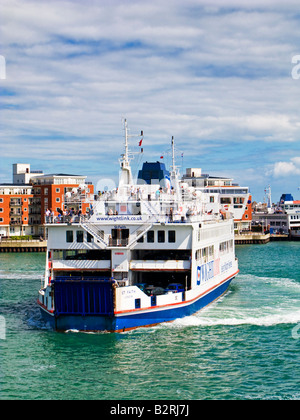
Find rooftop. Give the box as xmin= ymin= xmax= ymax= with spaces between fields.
xmin=36 ymin=173 xmax=85 ymax=177
xmin=0 ymin=183 xmax=32 ymax=187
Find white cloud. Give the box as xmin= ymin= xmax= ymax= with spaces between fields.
xmin=1 ymin=0 xmax=300 ymax=200
xmin=273 ymin=159 xmax=300 ymax=177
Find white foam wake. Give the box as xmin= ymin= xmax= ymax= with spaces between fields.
xmin=171 ymin=274 xmax=300 ymax=328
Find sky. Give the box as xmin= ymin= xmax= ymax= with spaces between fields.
xmin=1 ymin=0 xmax=300 ymax=203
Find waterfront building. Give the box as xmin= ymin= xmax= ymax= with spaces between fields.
xmin=0 ymin=164 xmax=94 ymax=238
xmin=0 ymin=183 xmax=34 ymax=237
xmin=252 ymin=194 xmax=300 ymax=239
xmin=182 ymin=168 xmax=252 ymax=233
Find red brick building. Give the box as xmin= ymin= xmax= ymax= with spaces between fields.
xmin=0 ymin=165 xmax=94 ymax=238
xmin=0 ymin=184 xmax=34 ymax=237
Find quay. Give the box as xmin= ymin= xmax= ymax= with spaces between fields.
xmin=235 ymin=232 xmax=271 ymax=244
xmin=0 ymin=238 xmax=47 ymax=253
xmin=235 ymin=232 xmax=292 ymax=244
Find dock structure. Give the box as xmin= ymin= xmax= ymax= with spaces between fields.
xmin=235 ymin=232 xmax=270 ymax=244
xmin=235 ymin=232 xmax=291 ymax=244
xmin=0 ymin=239 xmax=47 ymax=253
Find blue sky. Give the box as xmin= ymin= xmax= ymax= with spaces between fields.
xmin=1 ymin=0 xmax=300 ymax=203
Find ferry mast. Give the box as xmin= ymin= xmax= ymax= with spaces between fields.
xmin=119 ymin=119 xmax=143 ymax=188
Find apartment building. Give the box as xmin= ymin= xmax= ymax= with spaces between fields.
xmin=0 ymin=164 xmax=94 ymax=238
xmin=0 ymin=183 xmax=34 ymax=237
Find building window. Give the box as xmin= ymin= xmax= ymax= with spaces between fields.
xmin=56 ymin=188 xmax=60 ymax=193
xmin=0 ymin=218 xmax=3 ymax=223
xmin=56 ymin=198 xmax=60 ymax=203
xmin=168 ymin=230 xmax=176 ymax=243
xmin=0 ymin=208 xmax=3 ymax=213
xmin=147 ymin=230 xmax=154 ymax=243
xmin=76 ymin=230 xmax=84 ymax=243
xmin=66 ymin=230 xmax=73 ymax=243
xmin=44 ymin=188 xmax=48 ymax=195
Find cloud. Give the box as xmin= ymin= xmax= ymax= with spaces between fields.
xmin=1 ymin=0 xmax=300 ymax=200
xmin=273 ymin=158 xmax=300 ymax=177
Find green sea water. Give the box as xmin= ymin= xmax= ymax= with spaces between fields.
xmin=0 ymin=242 xmax=300 ymax=400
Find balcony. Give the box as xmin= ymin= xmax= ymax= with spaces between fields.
xmin=108 ymin=238 xmax=129 ymax=247
xmin=10 ymin=200 xmax=22 ymax=206
xmin=9 ymin=219 xmax=22 ymax=225
xmin=10 ymin=211 xmax=22 ymax=216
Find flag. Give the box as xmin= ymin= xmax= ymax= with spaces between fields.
xmin=139 ymin=139 xmax=143 ymax=146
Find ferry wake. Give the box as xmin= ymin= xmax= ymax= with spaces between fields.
xmin=38 ymin=120 xmax=239 ymax=332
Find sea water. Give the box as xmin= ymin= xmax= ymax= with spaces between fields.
xmin=0 ymin=242 xmax=299 ymax=400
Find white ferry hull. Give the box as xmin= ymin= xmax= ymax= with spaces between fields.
xmin=38 ymin=271 xmax=237 ymax=332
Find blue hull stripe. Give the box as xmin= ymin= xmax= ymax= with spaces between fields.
xmin=39 ymin=275 xmax=235 ymax=332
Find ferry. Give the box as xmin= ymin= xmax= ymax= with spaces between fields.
xmin=38 ymin=121 xmax=239 ymax=332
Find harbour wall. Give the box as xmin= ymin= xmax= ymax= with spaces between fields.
xmin=234 ymin=232 xmax=299 ymax=244
xmin=0 ymin=239 xmax=47 ymax=253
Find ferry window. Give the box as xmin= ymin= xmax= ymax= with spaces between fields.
xmin=135 ymin=299 xmax=141 ymax=309
xmin=66 ymin=230 xmax=73 ymax=243
xmin=87 ymin=232 xmax=93 ymax=243
xmin=158 ymin=230 xmax=165 ymax=243
xmin=137 ymin=235 xmax=144 ymax=243
xmin=221 ymin=197 xmax=231 ymax=204
xmin=210 ymin=196 xmax=214 ymax=203
xmin=147 ymin=230 xmax=154 ymax=243
xmin=76 ymin=231 xmax=84 ymax=243
xmin=168 ymin=230 xmax=176 ymax=243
